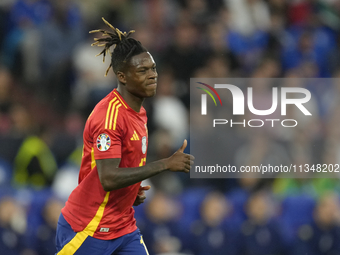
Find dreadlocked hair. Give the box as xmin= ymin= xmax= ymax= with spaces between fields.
xmin=90 ymin=17 xmax=147 ymax=76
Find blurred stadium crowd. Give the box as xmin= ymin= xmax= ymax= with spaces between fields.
xmin=1 ymin=0 xmax=340 ymax=254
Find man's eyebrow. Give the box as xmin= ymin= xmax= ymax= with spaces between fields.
xmin=136 ymin=66 xmax=148 ymax=71
xmin=136 ymin=63 xmax=156 ymax=69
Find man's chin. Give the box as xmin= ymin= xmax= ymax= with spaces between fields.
xmin=145 ymin=89 xmax=157 ymax=98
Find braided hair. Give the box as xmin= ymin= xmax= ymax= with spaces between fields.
xmin=90 ymin=17 xmax=147 ymax=76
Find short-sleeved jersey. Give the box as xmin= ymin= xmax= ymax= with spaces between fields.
xmin=61 ymin=88 xmax=148 ymax=240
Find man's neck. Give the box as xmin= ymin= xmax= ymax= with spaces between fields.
xmin=116 ymin=86 xmax=144 ymax=112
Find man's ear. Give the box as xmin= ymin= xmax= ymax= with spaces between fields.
xmin=116 ymin=71 xmax=126 ymax=85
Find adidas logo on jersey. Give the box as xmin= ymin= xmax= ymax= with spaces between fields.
xmin=130 ymin=131 xmax=139 ymax=141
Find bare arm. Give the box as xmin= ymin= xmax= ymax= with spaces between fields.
xmin=96 ymin=139 xmax=194 ymax=191
xmin=97 ymin=158 xmax=167 ymax=191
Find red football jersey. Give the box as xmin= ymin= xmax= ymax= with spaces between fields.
xmin=61 ymin=88 xmax=148 ymax=240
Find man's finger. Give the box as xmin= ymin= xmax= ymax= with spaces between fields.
xmin=140 ymin=185 xmax=151 ymax=191
xmin=178 ymin=139 xmax=187 ymax=153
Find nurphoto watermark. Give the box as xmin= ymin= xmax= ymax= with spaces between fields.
xmin=190 ymin=78 xmax=338 ymax=179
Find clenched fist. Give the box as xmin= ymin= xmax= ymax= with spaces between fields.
xmin=133 ymin=185 xmax=151 ymax=206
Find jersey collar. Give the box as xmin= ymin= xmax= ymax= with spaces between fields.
xmin=112 ymin=88 xmax=145 ymax=115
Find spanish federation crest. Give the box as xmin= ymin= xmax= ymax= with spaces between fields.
xmin=97 ymin=133 xmax=111 ymax=151
xmin=142 ymin=136 xmax=147 ymax=154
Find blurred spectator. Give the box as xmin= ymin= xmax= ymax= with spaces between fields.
xmin=0 ymin=158 xmax=12 ymax=187
xmin=180 ymin=0 xmax=211 ymax=26
xmin=0 ymin=67 xmax=13 ymax=135
xmin=203 ymin=20 xmax=240 ymax=74
xmin=0 ymin=1 xmax=12 ymax=48
xmin=266 ymin=9 xmax=287 ymax=57
xmin=52 ymin=163 xmax=79 ymax=203
xmin=12 ymin=132 xmax=57 ymax=189
xmin=50 ymin=110 xmax=84 ymax=166
xmin=33 ymin=197 xmax=63 ymax=255
xmin=1 ymin=0 xmax=51 ymax=78
xmin=274 ymin=75 xmax=321 ymax=141
xmin=225 ymin=0 xmax=271 ymax=73
xmin=238 ymin=191 xmax=287 ymax=255
xmin=38 ymin=0 xmax=84 ymax=112
xmin=289 ymin=126 xmax=322 ymax=166
xmin=152 ymin=69 xmax=188 ymax=149
xmin=278 ymin=193 xmax=315 ymax=246
xmin=9 ymin=0 xmax=51 ymax=29
xmin=328 ymin=34 xmax=340 ymax=74
xmin=291 ymin=192 xmax=340 ymax=255
xmin=200 ymin=54 xmax=231 ymax=78
xmin=0 ymin=103 xmax=34 ymax=165
xmin=50 ymin=116 xmax=83 ymax=202
xmin=161 ymin=21 xmax=209 ymax=106
xmin=8 ymin=105 xmax=58 ymax=189
xmin=286 ymin=0 xmax=314 ymax=26
xmin=71 ymin=36 xmax=116 ymax=115
xmin=228 ymin=177 xmax=269 ymax=222
xmin=234 ymin=129 xmax=291 ymax=178
xmin=226 ymin=0 xmax=271 ymax=36
xmin=281 ymin=27 xmax=336 ymax=77
xmin=272 ymin=151 xmax=317 ymax=198
xmin=185 ymin=191 xmax=239 ymax=255
xmin=137 ymin=191 xmax=183 ymax=255
xmin=317 ymin=0 xmax=340 ymax=31
xmin=0 ymin=193 xmax=31 ymax=255
xmin=39 ymin=0 xmax=82 ymax=73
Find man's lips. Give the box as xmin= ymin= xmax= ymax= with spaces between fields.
xmin=147 ymin=83 xmax=157 ymax=87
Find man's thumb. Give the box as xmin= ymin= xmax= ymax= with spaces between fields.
xmin=178 ymin=139 xmax=187 ymax=153
xmin=141 ymin=185 xmax=151 ymax=191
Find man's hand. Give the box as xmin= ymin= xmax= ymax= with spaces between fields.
xmin=133 ymin=185 xmax=151 ymax=206
xmin=164 ymin=139 xmax=195 ymax=173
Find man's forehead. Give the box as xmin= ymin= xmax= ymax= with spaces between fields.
xmin=129 ymin=52 xmax=155 ymax=67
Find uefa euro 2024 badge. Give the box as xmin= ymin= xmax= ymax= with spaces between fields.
xmin=142 ymin=136 xmax=147 ymax=154
xmin=97 ymin=133 xmax=111 ymax=151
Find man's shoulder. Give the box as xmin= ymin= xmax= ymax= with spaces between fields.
xmin=90 ymin=92 xmax=128 ymax=131
xmin=91 ymin=92 xmax=123 ymax=114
